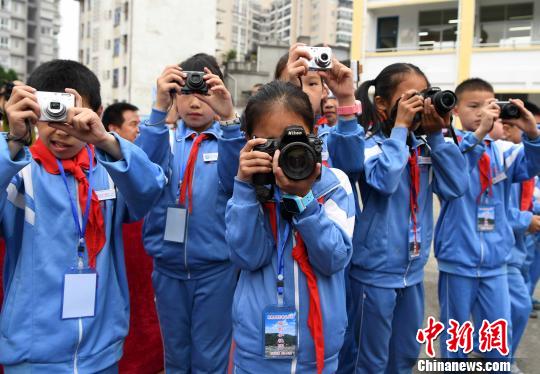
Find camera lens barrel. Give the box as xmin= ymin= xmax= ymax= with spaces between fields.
xmin=498 ymin=102 xmax=520 ymax=120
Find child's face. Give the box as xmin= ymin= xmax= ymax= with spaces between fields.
xmin=454 ymin=90 xmax=495 ymax=131
xmin=300 ymin=72 xmax=326 ymax=116
xmin=323 ymin=98 xmax=338 ymax=125
xmin=251 ymin=105 xmax=311 ymax=139
xmin=176 ymin=93 xmax=215 ymax=131
xmin=376 ymin=73 xmax=428 ymax=119
xmin=502 ymin=121 xmax=522 ymax=144
xmin=109 ymin=110 xmax=140 ymax=143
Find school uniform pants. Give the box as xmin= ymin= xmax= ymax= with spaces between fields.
xmin=152 ymin=266 xmax=237 ymax=374
xmin=507 ymin=266 xmax=532 ymax=362
xmin=346 ymin=279 xmax=424 ymax=374
xmin=438 ymin=272 xmax=511 ymax=361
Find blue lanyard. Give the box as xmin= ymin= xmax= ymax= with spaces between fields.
xmin=56 ymin=146 xmax=94 ymax=268
xmin=274 ymin=188 xmax=290 ymax=305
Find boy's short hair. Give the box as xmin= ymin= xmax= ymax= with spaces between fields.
xmin=180 ymin=53 xmax=224 ymax=81
xmin=455 ymin=78 xmax=494 ymax=99
xmin=524 ymin=101 xmax=540 ymax=116
xmin=27 ymin=59 xmax=102 ymax=112
xmin=102 ymin=102 xmax=139 ymax=131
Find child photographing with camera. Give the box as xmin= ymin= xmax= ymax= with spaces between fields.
xmin=339 ymin=63 xmax=467 ymax=373
xmin=137 ymin=53 xmax=244 ymax=373
xmin=0 ymin=60 xmax=165 ymax=373
xmin=226 ymin=80 xmax=355 ymax=374
xmin=435 ymin=78 xmax=540 ymax=366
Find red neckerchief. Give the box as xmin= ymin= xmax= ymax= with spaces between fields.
xmin=521 ymin=179 xmax=535 ymax=211
xmin=409 ymin=149 xmax=420 ymax=246
xmin=30 ymin=139 xmax=105 ymax=268
xmin=457 ymin=136 xmax=493 ymax=200
xmin=263 ymin=200 xmax=325 ymax=374
xmin=179 ymin=133 xmax=208 ymax=213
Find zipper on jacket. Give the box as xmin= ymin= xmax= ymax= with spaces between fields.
xmin=403 ymin=261 xmax=412 ymax=287
xmin=73 ymin=318 xmax=83 ymax=374
xmin=73 ymin=178 xmax=84 ymax=373
xmin=478 ymin=232 xmax=485 ymax=277
xmin=184 ymin=214 xmax=191 ymax=279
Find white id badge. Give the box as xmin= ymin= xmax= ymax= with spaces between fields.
xmin=321 ymin=151 xmax=329 ymax=161
xmin=164 ymin=205 xmax=188 ymax=243
xmin=62 ymin=270 xmax=97 ymax=319
xmin=203 ymin=153 xmax=218 ymax=162
xmin=95 ymin=188 xmax=116 ymax=201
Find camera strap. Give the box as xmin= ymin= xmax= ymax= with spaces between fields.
xmin=409 ymin=148 xmax=421 ymax=252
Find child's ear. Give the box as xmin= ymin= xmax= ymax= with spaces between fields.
xmin=97 ymin=105 xmax=104 ymax=118
xmin=374 ymin=95 xmax=388 ymax=121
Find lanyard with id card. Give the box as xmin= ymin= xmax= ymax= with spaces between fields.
xmin=477 ymin=150 xmax=495 ymax=232
xmin=57 ymin=146 xmax=98 ymax=320
xmin=408 ymin=148 xmax=421 ymax=260
xmin=164 ymin=136 xmax=190 ymax=243
xmin=263 ymin=189 xmax=298 ymax=360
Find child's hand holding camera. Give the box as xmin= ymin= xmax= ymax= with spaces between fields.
xmin=318 ymin=59 xmax=356 ymax=110
xmin=421 ymin=97 xmax=451 ymax=134
xmin=502 ymin=99 xmax=538 ymax=140
xmin=155 ymin=65 xmax=186 ymax=112
xmin=193 ymin=67 xmax=235 ymax=121
xmin=282 ymin=43 xmax=311 ymax=84
xmin=237 ymin=138 xmax=273 ymax=183
xmin=394 ymin=90 xmax=424 ymax=130
xmin=476 ymin=99 xmax=500 ymax=140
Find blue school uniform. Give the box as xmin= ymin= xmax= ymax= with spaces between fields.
xmin=0 ymin=134 xmax=165 ymax=373
xmin=137 ymin=109 xmax=244 ymax=373
xmin=435 ymin=130 xmax=540 ymax=359
xmin=346 ymin=128 xmax=467 ymax=373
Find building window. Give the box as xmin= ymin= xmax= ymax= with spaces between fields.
xmin=79 ymin=49 xmax=84 ymax=62
xmin=0 ymin=17 xmax=9 ymax=30
xmin=123 ymin=34 xmax=128 ymax=53
xmin=122 ymin=66 xmax=127 ymax=86
xmin=0 ymin=36 xmax=8 ymax=49
xmin=86 ymin=48 xmax=90 ymax=65
xmin=81 ymin=22 xmax=84 ymax=38
xmin=418 ymin=8 xmax=458 ymax=49
xmin=0 ymin=0 xmax=8 ymax=10
xmin=113 ymin=38 xmax=120 ymax=57
xmin=376 ymin=17 xmax=399 ymax=51
xmin=478 ymin=3 xmax=534 ymax=45
xmin=112 ymin=68 xmax=119 ymax=88
xmin=87 ymin=22 xmax=91 ymax=38
xmin=114 ymin=7 xmax=121 ymax=27
xmin=124 ymin=1 xmax=129 ymax=21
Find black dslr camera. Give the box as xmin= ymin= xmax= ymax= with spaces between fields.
xmin=181 ymin=71 xmax=209 ymax=95
xmin=253 ymin=126 xmax=323 ymax=186
xmin=411 ymin=87 xmax=457 ymax=129
xmin=496 ymin=101 xmax=520 ymax=120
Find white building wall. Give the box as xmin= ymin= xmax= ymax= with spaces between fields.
xmin=130 ymin=0 xmax=216 ymax=113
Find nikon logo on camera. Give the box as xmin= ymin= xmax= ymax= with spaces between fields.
xmin=287 ymin=130 xmax=303 ymax=136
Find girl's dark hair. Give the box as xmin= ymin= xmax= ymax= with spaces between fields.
xmin=274 ymin=53 xmax=289 ymax=80
xmin=355 ymin=63 xmax=428 ymax=136
xmin=243 ymin=80 xmax=314 ymax=136
xmin=180 ymin=53 xmax=224 ymax=81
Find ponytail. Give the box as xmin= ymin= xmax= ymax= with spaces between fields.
xmin=355 ymin=79 xmax=377 ymax=133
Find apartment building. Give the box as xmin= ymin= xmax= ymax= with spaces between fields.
xmin=351 ymin=0 xmax=540 ymax=103
xmin=217 ymin=0 xmax=353 ymax=62
xmin=78 ymin=0 xmax=216 ymax=113
xmin=0 ymin=0 xmax=60 ymax=81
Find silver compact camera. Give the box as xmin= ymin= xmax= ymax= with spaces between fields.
xmin=306 ymin=46 xmax=333 ymax=71
xmin=36 ymin=91 xmax=75 ymax=122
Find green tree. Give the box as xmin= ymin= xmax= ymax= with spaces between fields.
xmin=0 ymin=65 xmax=18 ymax=82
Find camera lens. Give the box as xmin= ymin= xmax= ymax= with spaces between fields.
xmin=188 ymin=73 xmax=205 ymax=89
xmin=280 ymin=143 xmax=316 ymax=180
xmin=45 ymin=100 xmax=66 ymax=120
xmin=315 ymin=52 xmax=331 ymax=68
xmin=433 ymin=90 xmax=457 ymax=114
